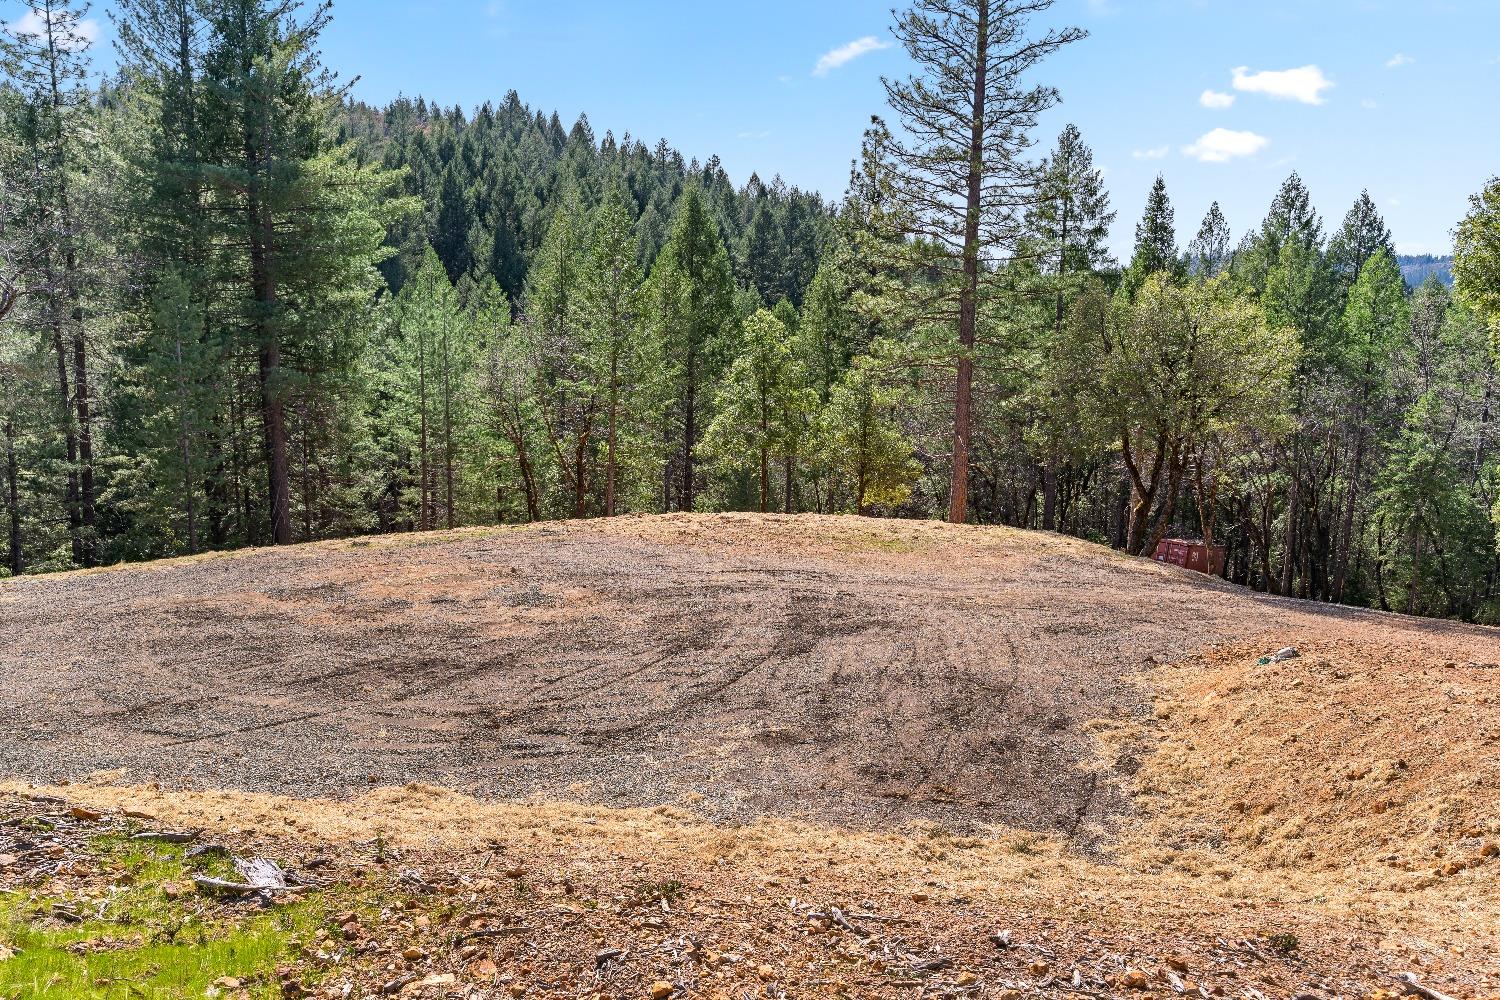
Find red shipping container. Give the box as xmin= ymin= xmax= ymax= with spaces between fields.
xmin=1152 ymin=538 xmax=1226 ymax=577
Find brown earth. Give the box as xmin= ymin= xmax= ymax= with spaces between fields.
xmin=3 ymin=514 xmax=1499 ymax=997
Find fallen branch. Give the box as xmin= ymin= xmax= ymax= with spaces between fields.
xmin=453 ymin=926 xmax=535 ymax=946
xmin=1396 ymin=974 xmax=1461 ymax=1000
xmin=192 ymin=875 xmax=304 ymax=897
xmin=828 ymin=906 xmax=871 ymax=939
xmin=131 ymin=830 xmax=200 ymax=845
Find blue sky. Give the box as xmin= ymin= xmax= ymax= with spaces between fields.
xmin=57 ymin=0 xmax=1500 ymax=257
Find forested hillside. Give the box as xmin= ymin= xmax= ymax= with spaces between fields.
xmin=1397 ymin=254 xmax=1455 ymax=288
xmin=1 ymin=0 xmax=1499 ymax=626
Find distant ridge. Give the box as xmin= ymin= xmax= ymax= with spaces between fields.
xmin=1397 ymin=254 xmax=1454 ymax=288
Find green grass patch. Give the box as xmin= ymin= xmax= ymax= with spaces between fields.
xmin=0 ymin=833 xmax=336 ymax=999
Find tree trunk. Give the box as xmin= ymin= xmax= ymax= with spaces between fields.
xmin=605 ymin=348 xmax=619 ymax=516
xmin=681 ymin=345 xmax=697 ymax=511
xmin=248 ymin=181 xmax=292 ymax=545
xmin=4 ymin=416 xmax=21 ymax=576
xmin=1041 ymin=451 xmax=1058 ymax=531
xmin=443 ymin=322 xmax=456 ymax=529
xmin=1331 ymin=430 xmax=1366 ymax=603
xmin=947 ymin=0 xmax=989 ymax=526
xmin=175 ymin=338 xmax=198 ymax=553
xmin=418 ymin=326 xmax=430 ymax=531
xmin=45 ymin=11 xmax=95 ymax=565
xmin=49 ymin=318 xmax=82 ymax=562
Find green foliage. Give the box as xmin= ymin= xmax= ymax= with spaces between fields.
xmin=0 ymin=0 xmax=1494 ymax=629
xmin=816 ymin=345 xmax=921 ymax=514
xmin=645 ymin=187 xmax=738 ymax=510
xmin=1453 ymin=176 xmax=1500 ymax=357
xmin=1124 ymin=175 xmax=1180 ymax=293
xmin=701 ymin=308 xmax=817 ymax=512
xmin=0 ymin=834 xmax=335 ymax=1000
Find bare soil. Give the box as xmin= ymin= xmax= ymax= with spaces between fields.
xmin=3 ymin=514 xmax=1499 ymax=997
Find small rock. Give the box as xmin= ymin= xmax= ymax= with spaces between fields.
xmin=418 ymin=975 xmax=456 ymax=988
xmin=758 ymin=964 xmax=776 ymax=980
xmin=1028 ymin=961 xmax=1051 ymax=977
xmin=955 ymin=971 xmax=978 ymax=986
xmin=1122 ymin=970 xmax=1150 ymax=991
xmin=1167 ymin=955 xmax=1190 ymax=973
xmin=402 ymin=946 xmax=427 ymax=961
xmin=69 ymin=806 xmax=103 ymax=822
xmin=212 ymin=978 xmax=243 ymax=990
xmin=650 ymin=983 xmax=675 ymax=1000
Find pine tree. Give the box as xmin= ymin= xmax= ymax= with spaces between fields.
xmin=5 ymin=0 xmax=100 ymax=564
xmin=645 ymin=186 xmax=736 ymax=511
xmin=1329 ymin=190 xmax=1394 ymax=291
xmin=878 ymin=0 xmax=1085 ymax=523
xmin=1125 ymin=175 xmax=1179 ymax=291
xmin=701 ymin=308 xmax=814 ymax=512
xmin=1331 ymin=249 xmax=1409 ymax=602
xmin=817 ymin=347 xmax=920 ymax=515
xmin=198 ymin=0 xmax=410 ymax=545
xmin=572 ymin=188 xmax=649 ymax=516
xmin=1025 ymin=123 xmax=1113 ymax=528
xmin=1190 ymin=202 xmax=1231 ymax=277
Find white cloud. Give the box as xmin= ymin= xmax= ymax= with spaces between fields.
xmin=1132 ymin=146 xmax=1170 ymax=160
xmin=1385 ymin=53 xmax=1414 ymax=69
xmin=813 ymin=36 xmax=891 ymax=77
xmin=6 ymin=9 xmax=99 ymax=49
xmin=1182 ymin=128 xmax=1270 ymax=163
xmin=1361 ymin=98 xmax=1380 ymax=110
xmin=1231 ymin=65 xmax=1334 ymax=105
xmin=1199 ymin=90 xmax=1236 ymax=109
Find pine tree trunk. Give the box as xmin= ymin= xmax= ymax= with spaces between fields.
xmin=947 ymin=0 xmax=989 ymax=526
xmin=248 ymin=174 xmax=293 ymax=546
xmin=71 ymin=319 xmax=95 ymax=562
xmin=44 ymin=10 xmax=95 ymax=565
xmin=605 ymin=348 xmax=619 ymax=517
xmin=438 ymin=326 xmax=450 ymax=530
xmin=4 ymin=415 xmax=21 ymax=576
xmin=418 ymin=328 xmax=430 ymax=532
xmin=49 ymin=319 xmax=82 ymax=562
xmin=682 ymin=347 xmax=697 ymax=511
xmin=175 ymin=338 xmax=198 ymax=553
xmin=1042 ymin=452 xmax=1059 ymax=531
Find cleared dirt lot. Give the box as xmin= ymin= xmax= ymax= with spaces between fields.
xmin=3 ymin=514 xmax=1494 ymax=838
xmin=3 ymin=515 xmax=1500 ymax=995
